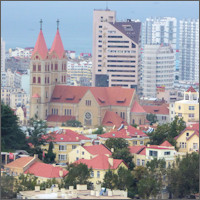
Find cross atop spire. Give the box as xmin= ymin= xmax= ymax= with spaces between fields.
xmin=57 ymin=19 xmax=60 ymax=30
xmin=40 ymin=19 xmax=43 ymax=30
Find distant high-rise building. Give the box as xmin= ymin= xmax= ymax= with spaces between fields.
xmin=179 ymin=19 xmax=199 ymax=82
xmin=142 ymin=44 xmax=175 ymax=98
xmin=92 ymin=9 xmax=142 ymax=91
xmin=1 ymin=37 xmax=5 ymax=72
xmin=142 ymin=17 xmax=177 ymax=50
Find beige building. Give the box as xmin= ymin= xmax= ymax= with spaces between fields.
xmin=92 ymin=9 xmax=141 ymax=91
xmin=142 ymin=44 xmax=175 ymax=98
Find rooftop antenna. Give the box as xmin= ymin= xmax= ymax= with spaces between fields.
xmin=40 ymin=19 xmax=43 ymax=30
xmin=57 ymin=19 xmax=60 ymax=30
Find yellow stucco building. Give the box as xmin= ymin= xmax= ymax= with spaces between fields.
xmin=174 ymin=86 xmax=199 ymax=124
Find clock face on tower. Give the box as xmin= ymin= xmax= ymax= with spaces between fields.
xmin=85 ymin=112 xmax=91 ymax=120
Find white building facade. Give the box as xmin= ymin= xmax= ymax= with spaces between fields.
xmin=142 ymin=44 xmax=175 ymax=98
xmin=142 ymin=17 xmax=177 ymax=50
xmin=92 ymin=9 xmax=142 ymax=91
xmin=179 ymin=19 xmax=199 ymax=82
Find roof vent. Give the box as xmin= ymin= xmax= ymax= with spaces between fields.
xmin=112 ymin=134 xmax=115 ymax=136
xmin=61 ymin=138 xmax=63 ymax=140
xmin=135 ymin=132 xmax=138 ymax=135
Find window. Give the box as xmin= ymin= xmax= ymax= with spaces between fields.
xmin=189 ymin=114 xmax=194 ymax=118
xmin=193 ymin=143 xmax=198 ymax=150
xmin=137 ymin=159 xmax=140 ymax=166
xmin=55 ymin=64 xmax=58 ymax=70
xmin=180 ymin=142 xmax=186 ymax=148
xmin=178 ymin=106 xmax=181 ymax=110
xmin=33 ymin=65 xmax=36 ymax=71
xmin=67 ymin=109 xmax=71 ymax=116
xmin=90 ymin=171 xmax=94 ymax=177
xmin=38 ymin=65 xmax=41 ymax=71
xmin=38 ymin=77 xmax=41 ymax=83
xmin=86 ymin=100 xmax=91 ymax=106
xmin=133 ymin=141 xmax=137 ymax=145
xmin=162 ymin=116 xmax=167 ymax=120
xmin=59 ymin=145 xmax=67 ymax=151
xmin=33 ymin=77 xmax=36 ymax=83
xmin=58 ymin=154 xmax=67 ymax=161
xmin=82 ymin=151 xmax=84 ymax=155
xmin=97 ymin=171 xmax=100 ymax=178
xmin=178 ymin=113 xmax=182 ymax=117
xmin=120 ymin=112 xmax=125 ymax=119
xmin=189 ymin=106 xmax=195 ymax=110
xmin=77 ymin=150 xmax=79 ymax=154
xmin=142 ymin=160 xmax=145 ymax=166
xmin=76 ymin=157 xmax=79 ymax=160
xmin=72 ymin=145 xmax=77 ymax=149
xmin=186 ymin=132 xmax=189 ymax=137
xmin=140 ymin=141 xmax=144 ymax=145
xmin=84 ymin=112 xmax=92 ymax=126
xmin=149 ymin=150 xmax=158 ymax=157
xmin=164 ymin=151 xmax=170 ymax=155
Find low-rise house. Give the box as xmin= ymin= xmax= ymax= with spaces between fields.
xmin=142 ymin=104 xmax=169 ymax=124
xmin=41 ymin=129 xmax=92 ymax=163
xmin=74 ymin=154 xmax=128 ymax=187
xmin=131 ymin=141 xmax=177 ymax=167
xmin=68 ymin=144 xmax=112 ymax=164
xmin=98 ymin=125 xmax=149 ymax=146
xmin=175 ymin=123 xmax=199 ymax=153
xmin=24 ymin=162 xmax=68 ymax=184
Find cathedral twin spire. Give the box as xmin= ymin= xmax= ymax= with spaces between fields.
xmin=31 ymin=19 xmax=65 ymax=60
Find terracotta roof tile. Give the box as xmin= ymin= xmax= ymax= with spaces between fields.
xmin=31 ymin=30 xmax=48 ymax=59
xmin=74 ymin=154 xmax=125 ymax=170
xmin=102 ymin=111 xmax=128 ymax=128
xmin=5 ymin=157 xmax=34 ymax=168
xmin=49 ymin=30 xmax=65 ymax=59
xmin=131 ymin=101 xmax=146 ymax=113
xmin=129 ymin=145 xmax=146 ymax=154
xmin=138 ymin=147 xmax=146 ymax=155
xmin=160 ymin=141 xmax=173 ymax=147
xmin=43 ymin=129 xmax=91 ymax=142
xmin=83 ymin=144 xmax=112 ymax=156
xmin=24 ymin=162 xmax=68 ymax=178
xmin=142 ymin=105 xmax=169 ymax=115
xmin=186 ymin=86 xmax=196 ymax=93
xmin=46 ymin=115 xmax=75 ymax=123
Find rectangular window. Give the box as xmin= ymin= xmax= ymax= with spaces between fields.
xmin=97 ymin=171 xmax=100 ymax=178
xmin=90 ymin=171 xmax=94 ymax=177
xmin=189 ymin=106 xmax=195 ymax=110
xmin=67 ymin=109 xmax=71 ymax=116
xmin=76 ymin=157 xmax=79 ymax=160
xmin=133 ymin=141 xmax=137 ymax=145
xmin=120 ymin=112 xmax=125 ymax=119
xmin=149 ymin=150 xmax=158 ymax=157
xmin=58 ymin=154 xmax=67 ymax=161
xmin=55 ymin=64 xmax=58 ymax=70
xmin=38 ymin=65 xmax=41 ymax=71
xmin=164 ymin=151 xmax=170 ymax=155
xmin=86 ymin=100 xmax=91 ymax=106
xmin=189 ymin=113 xmax=194 ymax=118
xmin=72 ymin=145 xmax=77 ymax=149
xmin=142 ymin=160 xmax=145 ymax=166
xmin=137 ymin=159 xmax=140 ymax=166
xmin=33 ymin=65 xmax=36 ymax=71
xmin=59 ymin=145 xmax=67 ymax=151
xmin=140 ymin=141 xmax=144 ymax=145
xmin=82 ymin=151 xmax=84 ymax=155
xmin=193 ymin=143 xmax=198 ymax=150
xmin=178 ymin=113 xmax=182 ymax=117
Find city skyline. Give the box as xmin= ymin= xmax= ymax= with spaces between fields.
xmin=2 ymin=1 xmax=199 ymax=54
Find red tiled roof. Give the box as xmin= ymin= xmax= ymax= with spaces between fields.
xmin=142 ymin=105 xmax=169 ymax=115
xmin=138 ymin=147 xmax=146 ymax=155
xmin=32 ymin=93 xmax=40 ymax=98
xmin=129 ymin=145 xmax=146 ymax=154
xmin=131 ymin=101 xmax=146 ymax=113
xmin=99 ymin=125 xmax=148 ymax=139
xmin=31 ymin=30 xmax=48 ymax=59
xmin=46 ymin=115 xmax=75 ymax=123
xmin=147 ymin=145 xmax=174 ymax=150
xmin=51 ymin=85 xmax=135 ymax=107
xmin=83 ymin=145 xmax=112 ymax=156
xmin=24 ymin=162 xmax=68 ymax=178
xmin=160 ymin=141 xmax=173 ymax=147
xmin=102 ymin=111 xmax=128 ymax=128
xmin=5 ymin=157 xmax=34 ymax=168
xmin=186 ymin=86 xmax=196 ymax=93
xmin=74 ymin=154 xmax=125 ymax=170
xmin=49 ymin=30 xmax=65 ymax=59
xmin=43 ymin=129 xmax=91 ymax=143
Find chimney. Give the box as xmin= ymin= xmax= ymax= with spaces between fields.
xmin=59 ymin=169 xmax=64 ymax=177
xmin=137 ymin=126 xmax=140 ymax=130
xmin=34 ymin=154 xmax=38 ymax=159
xmin=124 ymin=126 xmax=128 ymax=130
xmin=147 ymin=144 xmax=150 ymax=147
xmin=108 ymin=157 xmax=113 ymax=166
xmin=76 ymin=137 xmax=79 ymax=141
xmin=111 ymin=148 xmax=114 ymax=153
xmin=126 ymin=130 xmax=130 ymax=136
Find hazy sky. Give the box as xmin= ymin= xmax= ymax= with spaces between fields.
xmin=1 ymin=1 xmax=199 ymax=54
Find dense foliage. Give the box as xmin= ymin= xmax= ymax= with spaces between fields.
xmin=1 ymin=103 xmax=29 ymax=151
xmin=65 ymin=120 xmax=82 ymax=127
xmin=146 ymin=113 xmax=158 ymax=125
xmin=44 ymin=141 xmax=56 ymax=163
xmin=93 ymin=126 xmax=105 ymax=135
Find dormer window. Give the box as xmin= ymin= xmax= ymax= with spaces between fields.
xmin=186 ymin=132 xmax=189 ymax=137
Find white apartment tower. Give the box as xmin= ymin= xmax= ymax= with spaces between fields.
xmin=143 ymin=44 xmax=175 ymax=98
xmin=92 ymin=9 xmax=141 ymax=91
xmin=142 ymin=17 xmax=177 ymax=50
xmin=179 ymin=19 xmax=199 ymax=82
xmin=1 ymin=37 xmax=6 ymax=72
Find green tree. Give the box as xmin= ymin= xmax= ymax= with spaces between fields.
xmin=167 ymin=152 xmax=199 ymax=198
xmin=146 ymin=113 xmax=157 ymax=125
xmin=1 ymin=173 xmax=18 ymax=199
xmin=137 ymin=158 xmax=166 ymax=199
xmin=64 ymin=163 xmax=92 ymax=188
xmin=1 ymin=103 xmax=29 ymax=151
xmin=27 ymin=114 xmax=51 ymax=159
xmin=112 ymin=148 xmax=134 ymax=170
xmin=105 ymin=138 xmax=129 ymax=150
xmin=93 ymin=126 xmax=105 ymax=135
xmin=102 ymin=169 xmax=118 ymax=190
xmin=44 ymin=141 xmax=56 ymax=163
xmin=131 ymin=124 xmax=138 ymax=128
xmin=65 ymin=120 xmax=82 ymax=127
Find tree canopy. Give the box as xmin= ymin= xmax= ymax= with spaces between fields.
xmin=1 ymin=103 xmax=29 ymax=151
xmin=44 ymin=141 xmax=56 ymax=164
xmin=105 ymin=138 xmax=129 ymax=150
xmin=65 ymin=120 xmax=82 ymax=127
xmin=146 ymin=113 xmax=157 ymax=125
